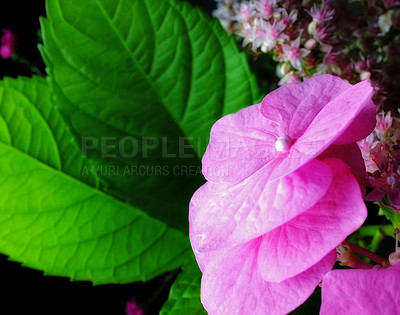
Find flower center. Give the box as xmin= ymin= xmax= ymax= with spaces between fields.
xmin=288 ymin=48 xmax=301 ymax=61
xmin=275 ymin=135 xmax=293 ymax=153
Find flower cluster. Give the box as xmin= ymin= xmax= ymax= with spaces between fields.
xmin=214 ymin=0 xmax=400 ymax=111
xmin=190 ymin=75 xmax=376 ymax=314
xmin=358 ymin=111 xmax=400 ymax=209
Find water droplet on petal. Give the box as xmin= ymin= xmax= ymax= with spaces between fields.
xmin=275 ymin=135 xmax=293 ymax=153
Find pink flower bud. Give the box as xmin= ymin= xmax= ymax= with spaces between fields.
xmin=0 ymin=29 xmax=16 ymax=59
xmin=125 ymin=298 xmax=144 ymax=315
xmin=304 ymin=38 xmax=317 ymax=50
xmin=389 ymin=251 xmax=400 ymax=265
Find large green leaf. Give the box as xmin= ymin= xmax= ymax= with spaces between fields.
xmin=0 ymin=76 xmax=191 ymax=284
xmin=160 ymin=260 xmax=206 ymax=315
xmin=40 ymin=0 xmax=262 ymax=230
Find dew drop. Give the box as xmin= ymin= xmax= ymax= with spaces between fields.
xmin=275 ymin=135 xmax=293 ymax=153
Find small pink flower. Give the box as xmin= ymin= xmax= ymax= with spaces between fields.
xmin=0 ymin=29 xmax=16 ymax=59
xmin=279 ymin=37 xmax=310 ymax=70
xmin=311 ymin=25 xmax=334 ymax=43
xmin=277 ymin=71 xmax=301 ymax=85
xmin=254 ymin=0 xmax=280 ymax=20
xmin=280 ymin=9 xmax=297 ymax=27
xmin=240 ymin=22 xmax=256 ymax=47
xmin=319 ymin=49 xmax=342 ymax=75
xmin=376 ymin=111 xmax=393 ymax=138
xmin=244 ymin=19 xmax=287 ymax=53
xmin=358 ymin=134 xmax=380 ymax=173
xmin=125 ymin=298 xmax=144 ymax=315
xmin=234 ymin=2 xmax=256 ymax=23
xmin=307 ymin=3 xmax=335 ymax=25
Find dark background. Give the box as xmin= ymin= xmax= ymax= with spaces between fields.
xmin=0 ymin=1 xmax=215 ymax=314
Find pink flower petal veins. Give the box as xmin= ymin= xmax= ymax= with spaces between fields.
xmin=190 ymin=159 xmax=332 ymax=253
xmin=260 ymin=75 xmax=350 ymax=138
xmin=320 ymin=263 xmax=400 ymax=315
xmin=269 ymin=78 xmax=375 ymax=180
xmin=200 ymin=239 xmax=336 ymax=315
xmin=202 ymin=75 xmax=375 ymax=184
xmin=203 ymin=75 xmax=347 ymax=184
xmin=202 ymin=104 xmax=277 ymax=184
xmin=257 ymin=158 xmax=367 ymax=282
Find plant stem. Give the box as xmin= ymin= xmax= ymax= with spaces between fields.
xmin=343 ymin=240 xmax=390 ymax=267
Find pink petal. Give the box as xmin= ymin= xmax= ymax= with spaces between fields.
xmin=318 ymin=143 xmax=368 ymax=186
xmin=270 ymin=80 xmax=374 ymax=180
xmin=333 ymin=91 xmax=376 ymax=145
xmin=257 ymin=158 xmax=367 ymax=282
xmin=202 ymin=104 xmax=277 ymax=184
xmin=189 ymin=159 xmax=332 ymax=253
xmin=387 ymin=188 xmax=400 ymax=208
xmin=365 ymin=188 xmax=385 ymax=202
xmin=260 ymin=75 xmax=350 ymax=143
xmin=320 ymin=263 xmax=400 ymax=315
xmin=200 ymin=239 xmax=336 ymax=315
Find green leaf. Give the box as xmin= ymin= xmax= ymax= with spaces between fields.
xmin=378 ymin=199 xmax=400 ymax=229
xmin=160 ymin=260 xmax=207 ymax=315
xmin=40 ymin=0 xmax=262 ymax=230
xmin=0 ymin=76 xmax=191 ymax=284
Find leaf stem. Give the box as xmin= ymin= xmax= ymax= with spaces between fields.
xmin=342 ymin=240 xmax=390 ymax=267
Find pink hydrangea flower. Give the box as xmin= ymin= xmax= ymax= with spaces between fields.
xmin=0 ymin=29 xmax=16 ymax=59
xmin=190 ymin=75 xmax=376 ymax=314
xmin=320 ymin=262 xmax=400 ymax=314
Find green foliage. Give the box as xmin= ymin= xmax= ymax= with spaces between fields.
xmin=378 ymin=199 xmax=400 ymax=229
xmin=39 ymin=0 xmax=261 ymax=230
xmin=0 ymin=0 xmax=261 ymax=286
xmin=160 ymin=260 xmax=207 ymax=315
xmin=0 ymin=76 xmax=191 ymax=284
